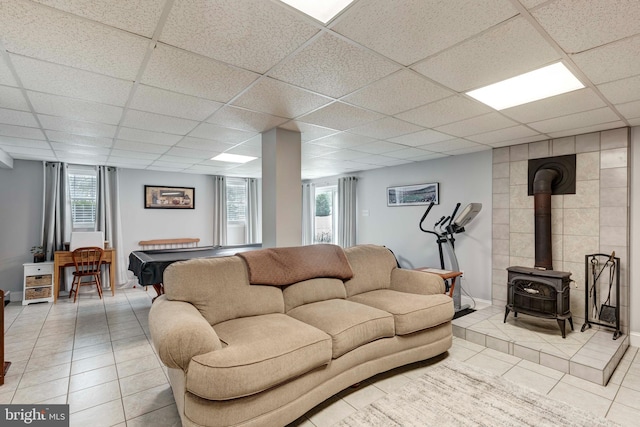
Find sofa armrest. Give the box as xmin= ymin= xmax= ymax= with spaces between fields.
xmin=390 ymin=268 xmax=445 ymax=295
xmin=149 ymin=295 xmax=222 ymax=371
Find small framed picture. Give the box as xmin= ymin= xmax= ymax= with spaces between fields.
xmin=387 ymin=182 xmax=439 ymax=207
xmin=145 ymin=185 xmax=195 ymax=209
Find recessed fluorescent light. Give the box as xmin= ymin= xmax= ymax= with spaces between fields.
xmin=280 ymin=0 xmax=354 ymax=23
xmin=466 ymin=62 xmax=585 ymax=110
xmin=211 ymin=153 xmax=257 ymax=164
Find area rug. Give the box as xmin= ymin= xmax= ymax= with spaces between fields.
xmin=337 ymin=360 xmax=617 ymax=427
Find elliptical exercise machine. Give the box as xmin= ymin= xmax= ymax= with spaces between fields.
xmin=419 ymin=201 xmax=482 ymax=312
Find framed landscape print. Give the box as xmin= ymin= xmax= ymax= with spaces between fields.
xmin=145 ymin=185 xmax=195 ymax=209
xmin=387 ymin=182 xmax=439 ymax=207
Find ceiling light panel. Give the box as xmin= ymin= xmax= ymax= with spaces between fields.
xmin=211 ymin=153 xmax=257 ymax=163
xmin=280 ymin=0 xmax=355 ymax=23
xmin=466 ymin=62 xmax=585 ymax=110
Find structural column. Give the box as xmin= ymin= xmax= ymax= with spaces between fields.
xmin=261 ymin=128 xmax=302 ymax=248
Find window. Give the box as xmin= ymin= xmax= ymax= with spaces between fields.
xmin=314 ymin=186 xmax=337 ymax=244
xmin=226 ymin=178 xmax=247 ymax=223
xmin=68 ymin=168 xmax=97 ymax=230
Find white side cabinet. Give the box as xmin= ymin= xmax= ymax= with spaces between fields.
xmin=23 ymin=262 xmax=54 ymax=305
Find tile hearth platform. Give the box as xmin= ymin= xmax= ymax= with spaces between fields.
xmin=452 ymin=305 xmax=629 ymax=386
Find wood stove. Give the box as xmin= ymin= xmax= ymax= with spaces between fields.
xmin=505 ymin=266 xmax=573 ymax=338
xmin=504 ymin=154 xmax=576 ymax=338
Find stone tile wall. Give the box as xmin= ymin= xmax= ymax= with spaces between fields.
xmin=492 ymin=128 xmax=630 ymax=333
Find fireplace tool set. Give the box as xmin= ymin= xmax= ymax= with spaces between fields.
xmin=582 ymin=252 xmax=621 ymax=340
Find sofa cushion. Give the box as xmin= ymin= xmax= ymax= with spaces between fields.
xmin=287 ymin=299 xmax=394 ymax=358
xmin=283 ymin=278 xmax=347 ymax=312
xmin=343 ymin=245 xmax=398 ymax=297
xmin=187 ymin=313 xmax=332 ymax=400
xmin=348 ymin=289 xmax=454 ymax=335
xmin=237 ymin=244 xmax=353 ymax=286
xmin=163 ymin=256 xmax=284 ymax=326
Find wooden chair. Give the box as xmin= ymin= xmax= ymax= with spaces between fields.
xmin=70 ymin=247 xmax=104 ymax=302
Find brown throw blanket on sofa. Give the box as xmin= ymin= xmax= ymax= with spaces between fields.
xmin=237 ymin=244 xmax=354 ymax=286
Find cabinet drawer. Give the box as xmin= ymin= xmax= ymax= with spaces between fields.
xmin=24 ymin=264 xmax=53 ymax=276
xmin=26 ymin=274 xmax=52 ymax=287
xmin=26 ymin=287 xmax=52 ymax=300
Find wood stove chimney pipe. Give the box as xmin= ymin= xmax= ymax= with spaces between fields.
xmin=533 ymin=168 xmax=558 ymax=270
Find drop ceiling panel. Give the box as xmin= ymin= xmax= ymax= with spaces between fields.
xmin=52 ymin=142 xmax=111 ymax=156
xmin=130 ymin=85 xmax=223 ymax=121
xmin=38 ymin=115 xmax=117 ymax=138
xmin=597 ymin=75 xmax=640 ymax=105
xmin=571 ymin=35 xmax=640 ymax=84
xmin=298 ymin=102 xmax=383 ymax=130
xmin=122 ymin=110 xmax=198 ymax=135
xmin=278 ymin=121 xmax=340 ymax=142
xmin=1 ymin=0 xmax=148 ymax=80
xmin=466 ymin=125 xmax=541 ymax=144
xmin=384 ymin=147 xmax=437 ymax=160
xmin=445 ymin=146 xmax=490 ymax=155
xmin=207 ymin=106 xmax=289 ymax=133
xmin=46 ymin=130 xmax=113 ymax=148
xmin=0 ymin=108 xmax=39 ymax=127
xmin=32 ymin=0 xmax=166 ymax=38
xmin=226 ymin=144 xmax=262 ymax=157
xmin=0 ymin=61 xmax=17 ymax=86
xmin=347 ymin=117 xmax=424 ymax=139
xmin=332 ymin=0 xmax=517 ymax=65
xmin=350 ymin=140 xmax=407 ymax=155
xmin=301 ymin=143 xmax=338 ymax=157
xmin=232 ymin=78 xmax=332 ymax=119
xmin=418 ymin=139 xmax=482 ymax=152
xmin=270 ymin=32 xmax=400 ymax=98
xmin=117 ymin=127 xmax=183 ymax=145
xmin=528 ymin=107 xmax=620 ymax=133
xmin=388 ymin=129 xmax=453 ymax=147
xmin=500 ymin=88 xmax=606 ymax=123
xmin=108 ymin=149 xmax=160 ymax=160
xmin=434 ymin=113 xmax=517 ymax=137
xmin=0 ymin=86 xmax=29 ymax=111
xmin=412 ymin=17 xmax=560 ymax=92
xmin=0 ymin=123 xmax=45 ymax=140
xmin=188 ymin=123 xmax=257 ymax=143
xmin=177 ymin=137 xmax=235 ymax=152
xmin=616 ymin=100 xmax=640 ymax=120
xmin=396 ymin=96 xmax=491 ymax=128
xmin=11 ymin=56 xmax=133 ymax=106
xmin=28 ymin=91 xmax=123 ymax=125
xmin=547 ymin=121 xmax=627 ymax=139
xmin=142 ymin=44 xmax=260 ymax=102
xmin=342 ymin=70 xmax=453 ymax=115
xmin=531 ymin=0 xmax=640 ymax=53
xmin=310 ymin=132 xmax=375 ymax=149
xmin=161 ymin=0 xmax=318 ymax=74
xmin=113 ymin=140 xmax=169 ymax=154
xmin=0 ymin=136 xmax=49 ymax=149
xmin=154 ymin=155 xmax=201 ymax=165
xmin=320 ymin=149 xmax=374 ymax=161
xmin=2 ymin=145 xmax=53 ymax=157
xmin=106 ymin=156 xmax=154 ymax=167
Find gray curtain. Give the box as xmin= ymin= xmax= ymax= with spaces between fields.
xmin=41 ymin=162 xmax=71 ymax=261
xmin=96 ymin=166 xmax=126 ymax=286
xmin=213 ymin=175 xmax=227 ymax=246
xmin=246 ymin=178 xmax=261 ymax=244
xmin=302 ymin=182 xmax=315 ymax=245
xmin=338 ymin=176 xmax=357 ymax=248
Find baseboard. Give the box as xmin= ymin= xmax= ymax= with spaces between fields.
xmin=630 ymin=331 xmax=640 ymax=347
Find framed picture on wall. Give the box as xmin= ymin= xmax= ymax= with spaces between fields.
xmin=145 ymin=185 xmax=195 ymax=209
xmin=387 ymin=182 xmax=439 ymax=207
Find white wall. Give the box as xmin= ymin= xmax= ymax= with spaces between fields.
xmin=0 ymin=160 xmax=43 ymax=299
xmin=356 ymin=150 xmax=493 ymax=301
xmin=119 ymin=168 xmax=214 ymax=282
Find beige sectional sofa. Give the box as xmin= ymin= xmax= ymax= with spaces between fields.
xmin=149 ymin=244 xmax=454 ymax=427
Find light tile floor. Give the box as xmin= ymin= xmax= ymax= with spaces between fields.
xmin=3 ymin=288 xmax=640 ymax=427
